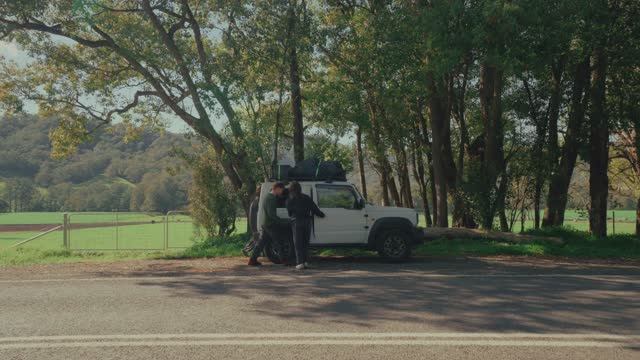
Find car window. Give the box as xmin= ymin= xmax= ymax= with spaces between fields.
xmin=317 ymin=185 xmax=358 ymax=209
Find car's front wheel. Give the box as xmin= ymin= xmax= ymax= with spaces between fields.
xmin=377 ymin=229 xmax=411 ymax=261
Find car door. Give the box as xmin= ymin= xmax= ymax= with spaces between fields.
xmin=311 ymin=184 xmax=367 ymax=244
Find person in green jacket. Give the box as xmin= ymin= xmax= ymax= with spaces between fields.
xmin=248 ymin=182 xmax=291 ymax=266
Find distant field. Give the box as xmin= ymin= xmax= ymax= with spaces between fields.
xmin=0 ymin=210 xmax=634 ymax=251
xmin=417 ymin=210 xmax=636 ymax=235
xmin=0 ymin=212 xmax=248 ymax=250
xmin=0 ymin=212 xmax=165 ymax=225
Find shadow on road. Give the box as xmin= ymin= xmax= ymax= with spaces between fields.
xmin=136 ymin=257 xmax=640 ymax=334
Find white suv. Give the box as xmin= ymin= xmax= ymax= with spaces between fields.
xmin=257 ymin=181 xmax=423 ymax=261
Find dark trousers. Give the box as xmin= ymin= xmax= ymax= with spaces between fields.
xmin=292 ymin=218 xmax=311 ymax=265
xmin=251 ymin=224 xmax=283 ymax=261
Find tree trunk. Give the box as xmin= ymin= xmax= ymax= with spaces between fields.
xmin=289 ymin=49 xmax=304 ymax=163
xmin=547 ymin=57 xmax=566 ymax=171
xmin=636 ymin=196 xmax=640 ymax=237
xmin=380 ymin=172 xmax=390 ymax=206
xmin=479 ymin=63 xmax=505 ymax=230
xmin=355 ymin=126 xmax=368 ymax=200
xmin=533 ymin=184 xmax=542 ymax=229
xmin=588 ymin=46 xmax=609 ymax=238
xmin=365 ymin=91 xmax=391 ymax=206
xmin=479 ymin=63 xmax=505 ymax=185
xmin=287 ymin=1 xmax=304 ymax=163
xmin=534 ymin=58 xmax=565 ymax=229
xmin=388 ymin=176 xmax=402 ymax=207
xmin=428 ymin=154 xmax=438 ymax=226
xmin=522 ymin=75 xmax=546 ymax=230
xmin=635 ymin=118 xmax=640 ymax=237
xmin=543 ymin=57 xmax=590 ymax=227
xmin=398 ymin=147 xmax=413 ymax=208
xmin=451 ymin=64 xmax=476 ymax=229
xmin=427 ymin=73 xmax=452 ymax=227
xmin=499 ymin=209 xmax=509 ymax=232
xmin=497 ymin=175 xmax=510 ymax=232
xmin=416 ymin=98 xmax=438 ymax=225
xmin=411 ymin=111 xmax=432 ymax=227
xmin=411 ymin=146 xmax=432 ymax=227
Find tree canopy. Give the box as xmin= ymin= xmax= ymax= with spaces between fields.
xmin=1 ymin=0 xmax=639 ymax=236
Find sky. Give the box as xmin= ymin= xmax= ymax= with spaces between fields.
xmin=0 ymin=41 xmax=28 ymax=63
xmin=0 ymin=40 xmax=189 ymax=133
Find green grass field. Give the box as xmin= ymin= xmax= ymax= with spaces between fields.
xmin=0 ymin=211 xmax=636 ymax=267
xmin=417 ymin=210 xmax=636 ymax=235
xmin=0 ymin=212 xmax=165 ymax=225
xmin=0 ymin=212 xmax=247 ymax=251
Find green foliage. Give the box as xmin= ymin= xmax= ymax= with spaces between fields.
xmin=305 ymin=135 xmax=354 ymax=173
xmin=0 ymin=0 xmax=639 ymax=238
xmin=462 ymin=162 xmax=502 ymax=230
xmin=130 ymin=172 xmax=186 ymax=213
xmin=0 ymin=115 xmax=190 ymax=212
xmin=0 ymin=198 xmax=8 ymax=213
xmin=181 ymin=145 xmax=239 ymax=238
xmin=173 ymin=233 xmax=249 ymax=259
xmin=2 ymin=177 xmax=36 ymax=212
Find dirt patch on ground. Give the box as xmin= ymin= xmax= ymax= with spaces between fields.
xmin=0 ymin=255 xmax=638 ymax=281
xmin=0 ymin=258 xmax=247 ymax=280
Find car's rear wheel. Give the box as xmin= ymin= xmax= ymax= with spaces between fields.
xmin=377 ymin=229 xmax=411 ymax=261
xmin=265 ymin=237 xmax=295 ymax=264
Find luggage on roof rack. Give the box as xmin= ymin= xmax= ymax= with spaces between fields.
xmin=274 ymin=158 xmax=347 ymax=181
xmin=315 ymin=160 xmax=346 ymax=181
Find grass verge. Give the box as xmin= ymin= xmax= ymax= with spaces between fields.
xmin=162 ymin=233 xmax=248 ymax=259
xmin=0 ymin=248 xmax=169 ymax=266
xmin=414 ymin=227 xmax=640 ymax=259
xmin=1 ymin=227 xmax=638 ymax=266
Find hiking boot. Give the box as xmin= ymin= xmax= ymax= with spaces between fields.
xmin=295 ymin=264 xmax=306 ymax=271
xmin=248 ymin=259 xmax=262 ymax=266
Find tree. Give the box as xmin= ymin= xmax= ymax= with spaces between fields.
xmin=542 ymin=58 xmax=591 ymax=227
xmin=181 ymin=145 xmax=238 ymax=238
xmin=608 ymin=0 xmax=640 ymax=236
xmin=130 ymin=172 xmax=186 ymax=213
xmin=3 ymin=178 xmax=36 ymax=212
xmin=0 ymin=198 xmax=9 ymax=213
xmin=305 ymin=135 xmax=354 ymax=173
xmin=0 ymin=0 xmax=263 ymax=213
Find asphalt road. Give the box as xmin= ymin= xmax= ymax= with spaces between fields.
xmin=1 ymin=257 xmax=639 ymax=359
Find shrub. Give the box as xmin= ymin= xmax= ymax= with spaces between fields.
xmin=181 ymin=145 xmax=239 ymax=238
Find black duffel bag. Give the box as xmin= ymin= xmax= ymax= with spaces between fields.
xmin=287 ymin=158 xmax=319 ymax=180
xmin=315 ymin=160 xmax=347 ymax=181
xmin=287 ymin=158 xmax=346 ymax=181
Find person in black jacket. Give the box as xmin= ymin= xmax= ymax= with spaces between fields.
xmin=286 ymin=181 xmax=325 ymax=270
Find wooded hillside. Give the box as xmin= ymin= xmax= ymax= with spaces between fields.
xmin=0 ymin=115 xmax=191 ymax=212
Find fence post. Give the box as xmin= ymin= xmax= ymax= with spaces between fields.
xmin=164 ymin=212 xmax=169 ymax=251
xmin=115 ymin=210 xmax=119 ymax=250
xmin=63 ymin=213 xmax=69 ymax=249
xmin=612 ymin=211 xmax=616 ymax=235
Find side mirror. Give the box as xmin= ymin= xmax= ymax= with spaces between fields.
xmin=357 ymin=198 xmax=366 ymax=209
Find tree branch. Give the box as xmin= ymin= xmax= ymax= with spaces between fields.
xmin=0 ymin=18 xmax=110 ymax=48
